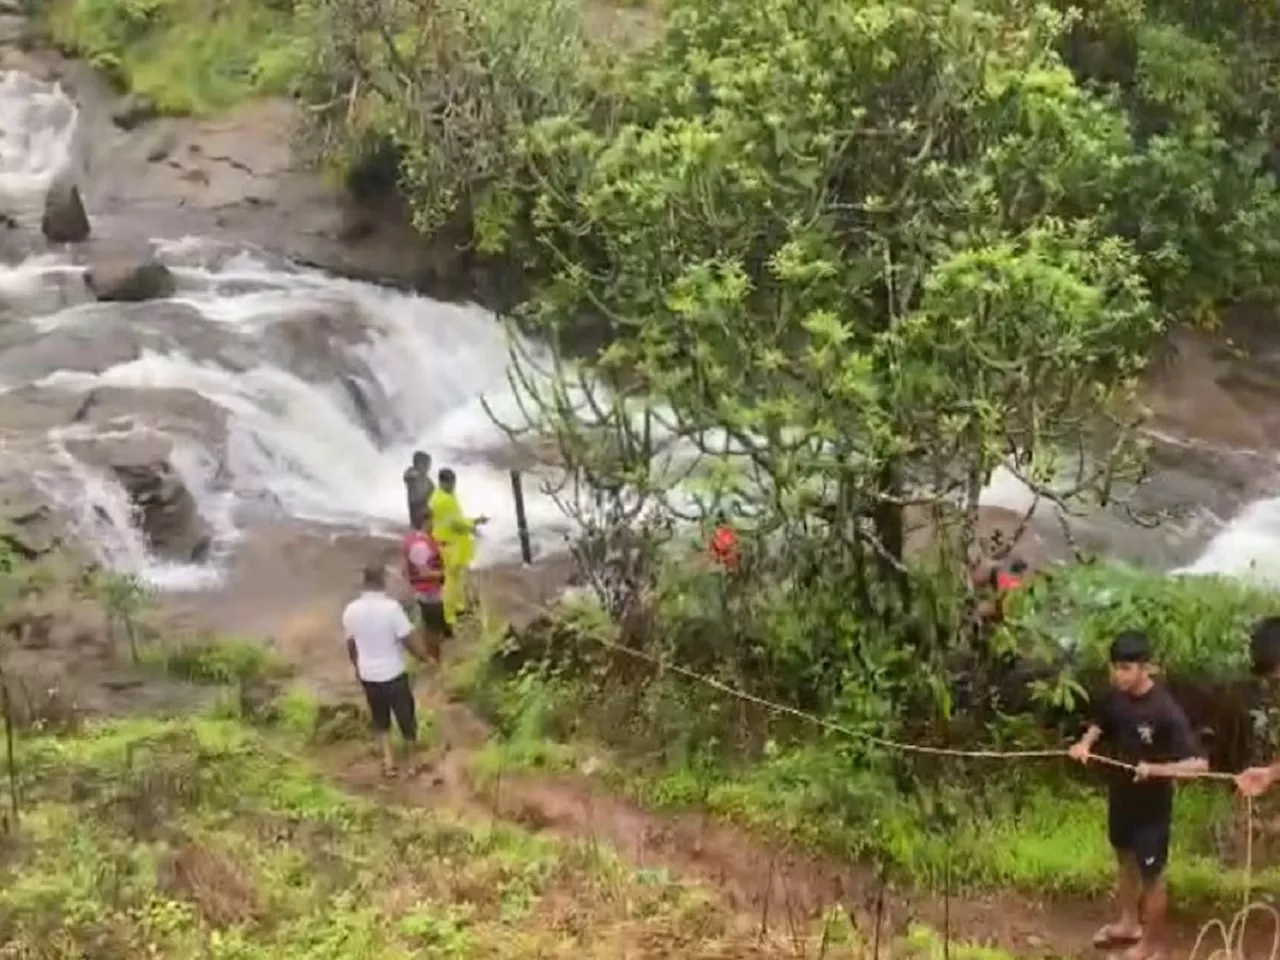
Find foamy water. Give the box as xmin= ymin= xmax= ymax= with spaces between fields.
xmin=1173 ymin=496 xmax=1280 ymax=586
xmin=22 ymin=253 xmax=581 ymax=578
xmin=0 ymin=71 xmax=77 ymax=198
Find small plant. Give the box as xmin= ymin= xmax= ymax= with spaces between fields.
xmin=154 ymin=635 xmax=288 ymax=686
xmin=91 ymin=570 xmax=152 ymax=664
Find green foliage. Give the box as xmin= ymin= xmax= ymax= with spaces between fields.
xmin=477 ymin=671 xmax=1276 ymax=908
xmin=293 ymin=0 xmax=603 ymax=234
xmin=485 ymin=0 xmax=1177 ymax=714
xmin=1005 ymin=564 xmax=1280 ymax=679
xmin=0 ymin=715 xmax=875 ymax=958
xmin=146 ymin=635 xmax=290 ymax=686
xmin=48 ymin=0 xmax=306 ymax=113
xmin=1061 ymin=0 xmax=1280 ymax=315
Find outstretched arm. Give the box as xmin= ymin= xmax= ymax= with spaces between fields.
xmin=1136 ymin=705 xmax=1206 ymax=780
xmin=1237 ymin=761 xmax=1280 ymax=797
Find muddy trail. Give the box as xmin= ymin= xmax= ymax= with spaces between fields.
xmin=310 ymin=668 xmax=1273 ymax=960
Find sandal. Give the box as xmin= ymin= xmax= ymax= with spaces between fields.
xmin=1093 ymin=925 xmax=1142 ymax=948
xmin=1117 ymin=942 xmax=1165 ymax=960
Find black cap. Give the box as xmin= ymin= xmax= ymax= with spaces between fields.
xmin=362 ymin=562 xmax=386 ymax=589
xmin=1109 ymin=629 xmax=1151 ymax=664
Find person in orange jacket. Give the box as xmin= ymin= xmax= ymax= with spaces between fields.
xmin=974 ymin=556 xmax=1027 ymax=626
xmin=708 ymin=511 xmax=740 ymax=573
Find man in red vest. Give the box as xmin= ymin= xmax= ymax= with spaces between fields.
xmin=402 ymin=513 xmax=448 ymax=664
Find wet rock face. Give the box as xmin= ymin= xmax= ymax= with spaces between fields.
xmin=0 ymin=474 xmax=66 ymax=559
xmin=0 ymin=301 xmax=255 ymax=382
xmin=41 ymin=174 xmax=90 ymax=243
xmin=65 ymin=432 xmax=213 ymax=563
xmin=85 ymin=256 xmax=176 ymax=302
xmin=260 ymin=305 xmax=397 ymax=445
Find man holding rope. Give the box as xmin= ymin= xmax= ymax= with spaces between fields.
xmin=1236 ymin=616 xmax=1280 ymax=797
xmin=1069 ymin=629 xmax=1208 ymax=960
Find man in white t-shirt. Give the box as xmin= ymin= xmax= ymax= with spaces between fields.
xmin=342 ymin=562 xmax=428 ymax=777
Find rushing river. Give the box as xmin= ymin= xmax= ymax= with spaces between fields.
xmin=0 ymin=70 xmax=1276 ymax=589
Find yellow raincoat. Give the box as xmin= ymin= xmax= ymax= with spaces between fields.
xmin=429 ymin=488 xmax=475 ymax=625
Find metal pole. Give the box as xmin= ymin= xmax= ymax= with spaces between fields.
xmin=510 ymin=470 xmax=533 ymax=564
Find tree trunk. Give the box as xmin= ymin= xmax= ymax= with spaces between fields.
xmin=0 ymin=665 xmax=17 ymax=833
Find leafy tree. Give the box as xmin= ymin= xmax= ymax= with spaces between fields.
xmin=1062 ymin=0 xmax=1280 ymax=317
xmin=500 ymin=0 xmax=1162 ymax=663
xmin=294 ymin=0 xmax=601 ymax=248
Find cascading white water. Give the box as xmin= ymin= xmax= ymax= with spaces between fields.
xmin=19 ymin=248 xmax=580 ymax=577
xmin=0 ymin=70 xmax=77 ymax=200
xmin=1174 ymin=496 xmax=1280 ymax=586
xmin=0 ymin=70 xmax=575 ymax=585
xmin=2 ymin=68 xmax=1279 ymax=591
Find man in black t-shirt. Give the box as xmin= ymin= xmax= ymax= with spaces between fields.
xmin=1069 ymin=629 xmax=1207 ymax=960
xmin=402 ymin=450 xmax=434 ymax=530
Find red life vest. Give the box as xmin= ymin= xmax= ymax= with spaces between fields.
xmin=995 ymin=571 xmax=1022 ymax=592
xmin=709 ymin=526 xmax=740 ymax=571
xmin=403 ymin=531 xmax=444 ymax=599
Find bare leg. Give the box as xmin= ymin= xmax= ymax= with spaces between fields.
xmin=375 ymin=731 xmax=394 ymax=776
xmin=1095 ymin=853 xmax=1143 ymax=945
xmin=1117 ymin=853 xmax=1143 ymax=932
xmin=1125 ymin=879 xmax=1168 ymax=960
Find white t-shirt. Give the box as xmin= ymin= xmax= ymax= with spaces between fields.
xmin=341 ymin=590 xmax=414 ymax=683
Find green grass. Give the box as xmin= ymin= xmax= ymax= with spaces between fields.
xmin=47 ymin=0 xmax=306 ymax=114
xmin=1004 ymin=562 xmax=1280 ymax=680
xmin=140 ymin=634 xmax=291 ymax=687
xmin=2 ymin=714 xmax=894 ymax=959
xmin=471 ymin=721 xmax=1274 ymax=912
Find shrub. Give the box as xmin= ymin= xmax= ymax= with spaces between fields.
xmin=48 ymin=0 xmax=305 ymax=112
xmin=1004 ymin=563 xmax=1280 ymax=680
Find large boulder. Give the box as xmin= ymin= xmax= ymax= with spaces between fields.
xmin=86 ymin=257 xmax=177 ymax=302
xmin=261 ymin=306 xmax=396 ymax=444
xmin=110 ymin=93 xmax=157 ymax=131
xmin=0 ymin=474 xmax=66 ymax=560
xmin=66 ymin=433 xmax=213 ymax=563
xmin=0 ymin=302 xmax=253 ymax=383
xmin=41 ymin=175 xmax=91 ymax=244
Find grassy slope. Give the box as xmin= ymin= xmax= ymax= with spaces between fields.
xmin=46 ymin=0 xmax=302 ymax=114
xmin=44 ymin=0 xmax=662 ymax=115
xmin=463 ymin=676 xmax=1273 ymax=912
xmin=0 ymin=715 xmax=863 ymax=959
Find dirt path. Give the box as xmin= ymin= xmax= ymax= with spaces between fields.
xmin=175 ymin=552 xmax=1262 ymax=960
xmin=315 ymin=668 xmax=1254 ymax=960
xmin=251 ymin=560 xmax=1267 ymax=960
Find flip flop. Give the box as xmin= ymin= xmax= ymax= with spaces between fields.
xmin=1116 ymin=942 xmax=1165 ymax=960
xmin=1093 ymin=925 xmax=1142 ymax=948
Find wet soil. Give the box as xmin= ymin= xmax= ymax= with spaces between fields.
xmin=316 ymin=660 xmax=1279 ymax=960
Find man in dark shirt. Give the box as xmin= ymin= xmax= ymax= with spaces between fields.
xmin=1069 ymin=629 xmax=1207 ymax=960
xmin=402 ymin=451 xmax=434 ymax=530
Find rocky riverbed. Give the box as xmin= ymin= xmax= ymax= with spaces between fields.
xmin=1 ymin=13 xmax=1279 ymax=714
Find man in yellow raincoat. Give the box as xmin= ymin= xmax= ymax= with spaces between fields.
xmin=429 ymin=468 xmax=487 ymax=626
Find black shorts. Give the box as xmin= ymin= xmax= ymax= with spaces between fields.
xmin=417 ymin=598 xmax=452 ymax=637
xmin=1108 ymin=791 xmax=1172 ymax=882
xmin=360 ymin=672 xmax=417 ymax=740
